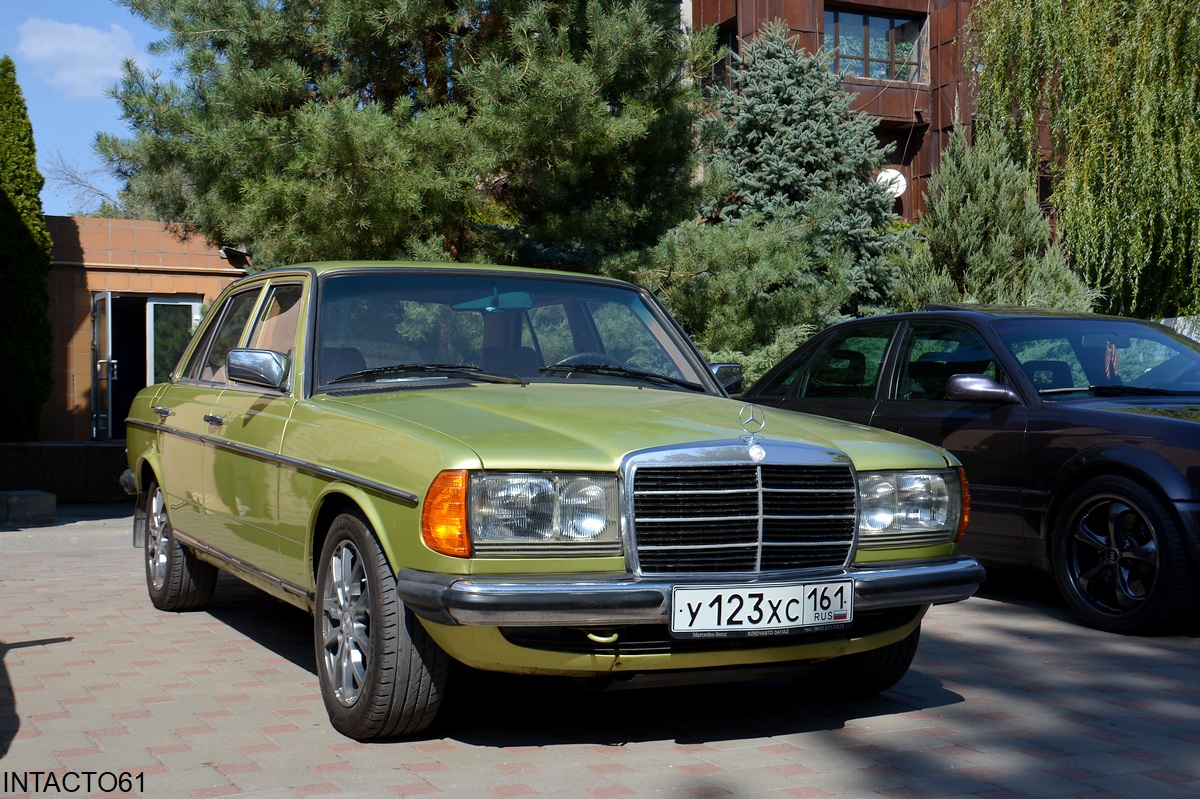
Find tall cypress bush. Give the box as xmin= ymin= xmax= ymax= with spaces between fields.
xmin=896 ymin=126 xmax=1097 ymax=311
xmin=0 ymin=55 xmax=54 ymax=441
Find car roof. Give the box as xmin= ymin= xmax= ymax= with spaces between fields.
xmin=842 ymin=304 xmax=1144 ymax=326
xmin=250 ymin=260 xmax=628 ymax=284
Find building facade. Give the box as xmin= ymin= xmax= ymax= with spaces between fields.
xmin=692 ymin=0 xmax=975 ymax=219
xmin=42 ymin=216 xmax=245 ymax=443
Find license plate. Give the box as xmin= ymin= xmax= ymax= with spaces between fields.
xmin=670 ymin=581 xmax=853 ymax=637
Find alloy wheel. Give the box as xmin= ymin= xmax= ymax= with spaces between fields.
xmin=1066 ymin=495 xmax=1159 ymax=617
xmin=146 ymin=486 xmax=170 ymax=592
xmin=320 ymin=540 xmax=371 ymax=706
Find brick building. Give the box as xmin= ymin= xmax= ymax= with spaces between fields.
xmin=42 ymin=216 xmax=245 ymax=443
xmin=690 ymin=0 xmax=974 ymax=219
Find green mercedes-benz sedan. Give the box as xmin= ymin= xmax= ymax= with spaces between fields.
xmin=122 ymin=261 xmax=984 ymax=740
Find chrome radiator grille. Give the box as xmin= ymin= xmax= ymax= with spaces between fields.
xmin=632 ymin=464 xmax=856 ymax=574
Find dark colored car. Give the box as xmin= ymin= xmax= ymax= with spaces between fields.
xmin=742 ymin=306 xmax=1200 ymax=634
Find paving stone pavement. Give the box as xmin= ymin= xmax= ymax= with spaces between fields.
xmin=2 ymin=505 xmax=1199 ymax=799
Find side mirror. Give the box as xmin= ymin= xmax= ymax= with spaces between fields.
xmin=227 ymin=348 xmax=289 ymax=391
xmin=946 ymin=374 xmax=1022 ymax=404
xmin=710 ymin=363 xmax=744 ymax=394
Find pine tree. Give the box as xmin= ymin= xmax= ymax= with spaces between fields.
xmin=0 ymin=55 xmax=54 ymax=441
xmin=896 ymin=126 xmax=1097 ymax=311
xmin=101 ymin=0 xmax=707 ymax=269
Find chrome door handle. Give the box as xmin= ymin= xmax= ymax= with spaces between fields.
xmin=203 ymin=413 xmax=226 ymax=426
xmin=154 ymin=406 xmax=173 ymax=418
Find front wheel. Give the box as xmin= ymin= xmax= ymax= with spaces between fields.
xmin=810 ymin=625 xmax=920 ymax=696
xmin=1052 ymin=476 xmax=1195 ymax=634
xmin=314 ymin=512 xmax=450 ymax=739
xmin=142 ymin=480 xmax=216 ymax=612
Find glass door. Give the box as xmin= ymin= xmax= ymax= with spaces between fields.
xmin=147 ymin=300 xmax=202 ymax=384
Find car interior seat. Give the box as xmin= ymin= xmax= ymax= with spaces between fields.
xmin=1022 ymin=359 xmax=1073 ymax=390
xmin=480 ymin=346 xmax=541 ymax=377
xmin=321 ymin=346 xmax=366 ymax=384
xmin=806 ymin=348 xmax=870 ymax=398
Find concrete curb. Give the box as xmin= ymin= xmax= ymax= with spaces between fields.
xmin=0 ymin=502 xmax=134 ymax=551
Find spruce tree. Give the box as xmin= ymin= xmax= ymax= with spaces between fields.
xmin=101 ymin=0 xmax=706 ymax=269
xmin=604 ymin=21 xmax=900 ymax=384
xmin=0 ymin=56 xmax=54 ymax=441
xmin=701 ymin=20 xmax=899 ymax=318
xmin=896 ymin=126 xmax=1097 ymax=311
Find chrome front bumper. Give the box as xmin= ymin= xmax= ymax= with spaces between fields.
xmin=396 ymin=555 xmax=986 ymax=627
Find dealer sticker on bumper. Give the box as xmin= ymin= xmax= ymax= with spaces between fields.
xmin=671 ymin=581 xmax=853 ymax=637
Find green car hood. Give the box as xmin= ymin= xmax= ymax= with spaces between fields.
xmin=319 ymin=383 xmax=954 ymax=472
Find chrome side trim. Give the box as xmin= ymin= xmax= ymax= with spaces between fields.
xmin=395 ymin=555 xmax=986 ymax=627
xmin=127 ymin=418 xmax=420 ymax=506
xmin=174 ymin=527 xmax=314 ymax=603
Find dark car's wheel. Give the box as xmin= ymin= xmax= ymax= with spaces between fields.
xmin=314 ymin=512 xmax=449 ymax=740
xmin=811 ymin=624 xmax=920 ymax=696
xmin=1052 ymin=476 xmax=1195 ymax=634
xmin=142 ymin=480 xmax=217 ymax=612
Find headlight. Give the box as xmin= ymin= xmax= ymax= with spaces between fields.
xmin=856 ymin=468 xmax=969 ymax=550
xmin=421 ymin=471 xmax=621 ymax=558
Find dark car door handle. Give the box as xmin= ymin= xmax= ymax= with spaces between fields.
xmin=203 ymin=413 xmax=226 ymax=426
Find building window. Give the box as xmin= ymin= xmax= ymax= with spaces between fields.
xmin=708 ymin=23 xmax=739 ymax=90
xmin=824 ymin=8 xmax=923 ymax=82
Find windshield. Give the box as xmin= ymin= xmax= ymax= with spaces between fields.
xmin=314 ymin=271 xmax=710 ymax=392
xmin=992 ymin=318 xmax=1200 ymax=397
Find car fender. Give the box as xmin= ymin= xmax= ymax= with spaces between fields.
xmin=1043 ymin=443 xmax=1200 ymax=568
xmin=1050 ymin=443 xmax=1194 ymax=504
xmin=309 ymin=482 xmax=405 ymax=580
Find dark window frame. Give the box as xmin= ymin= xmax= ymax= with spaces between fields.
xmin=823 ymin=7 xmax=925 ymax=83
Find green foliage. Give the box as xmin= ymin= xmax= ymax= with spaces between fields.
xmin=102 ymin=0 xmax=708 ymax=269
xmin=896 ymin=126 xmax=1097 ymax=311
xmin=0 ymin=55 xmax=54 ymax=441
xmin=969 ymin=0 xmax=1200 ymax=318
xmin=602 ymin=22 xmax=898 ymax=382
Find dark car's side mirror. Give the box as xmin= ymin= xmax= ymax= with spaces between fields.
xmin=946 ymin=374 xmax=1022 ymax=404
xmin=710 ymin=363 xmax=744 ymax=394
xmin=227 ymin=348 xmax=289 ymax=391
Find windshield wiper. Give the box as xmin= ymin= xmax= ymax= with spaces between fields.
xmin=1086 ymin=385 xmax=1190 ymax=397
xmin=539 ymin=363 xmax=705 ymax=392
xmin=329 ymin=363 xmax=526 ymax=386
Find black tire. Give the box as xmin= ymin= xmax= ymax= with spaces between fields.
xmin=812 ymin=624 xmax=920 ymax=696
xmin=142 ymin=480 xmax=217 ymax=612
xmin=1052 ymin=476 xmax=1195 ymax=634
xmin=314 ymin=512 xmax=450 ymax=740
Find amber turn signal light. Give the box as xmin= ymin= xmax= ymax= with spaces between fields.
xmin=422 ymin=470 xmax=471 ymax=557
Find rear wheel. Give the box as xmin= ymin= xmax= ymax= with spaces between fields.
xmin=142 ymin=480 xmax=216 ymax=611
xmin=314 ymin=512 xmax=449 ymax=739
xmin=811 ymin=625 xmax=920 ymax=696
xmin=1052 ymin=476 xmax=1194 ymax=634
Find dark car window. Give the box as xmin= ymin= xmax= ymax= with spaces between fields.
xmin=799 ymin=325 xmax=894 ymax=399
xmin=993 ymin=318 xmax=1200 ymax=395
xmin=751 ymin=349 xmax=815 ymax=398
xmin=181 ymin=288 xmax=262 ymax=383
xmin=895 ymin=323 xmax=1001 ymax=401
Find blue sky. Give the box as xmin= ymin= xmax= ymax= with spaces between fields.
xmin=1 ymin=1 xmax=165 ymax=216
